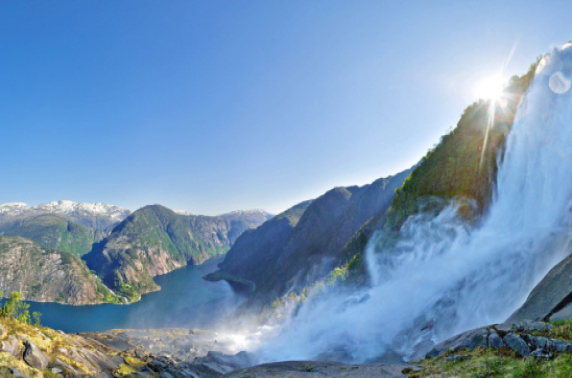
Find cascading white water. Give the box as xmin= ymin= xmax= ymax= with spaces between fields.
xmin=253 ymin=44 xmax=572 ymax=363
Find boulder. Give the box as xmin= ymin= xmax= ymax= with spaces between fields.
xmin=23 ymin=340 xmax=49 ymax=369
xmin=503 ymin=333 xmax=530 ymax=357
xmin=0 ymin=336 xmax=21 ymax=357
xmin=426 ymin=328 xmax=489 ymax=357
xmin=488 ymin=330 xmax=504 ymax=349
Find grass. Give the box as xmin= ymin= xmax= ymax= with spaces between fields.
xmin=412 ymin=319 xmax=572 ymax=378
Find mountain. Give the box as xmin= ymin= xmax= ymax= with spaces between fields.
xmin=0 ymin=215 xmax=98 ymax=256
xmin=0 ymin=200 xmax=131 ymax=230
xmin=0 ymin=200 xmax=131 ymax=256
xmin=83 ymin=205 xmax=272 ymax=302
xmin=209 ymin=169 xmax=412 ymax=309
xmin=0 ymin=236 xmax=118 ymax=305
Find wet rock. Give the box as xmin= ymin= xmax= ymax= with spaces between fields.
xmin=496 ymin=320 xmax=552 ymax=334
xmin=147 ymin=358 xmax=168 ymax=372
xmin=193 ymin=351 xmax=254 ymax=374
xmin=488 ymin=330 xmax=504 ymax=349
xmin=426 ymin=328 xmax=489 ymax=357
xmin=503 ymin=333 xmax=530 ymax=357
xmin=529 ymin=349 xmax=553 ymax=359
xmin=508 ymin=253 xmax=572 ymax=322
xmin=225 ymin=361 xmax=408 ymax=378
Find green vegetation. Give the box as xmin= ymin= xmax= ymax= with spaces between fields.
xmin=115 ymin=283 xmax=140 ymax=303
xmin=0 ymin=215 xmax=95 ymax=256
xmin=387 ymin=61 xmax=538 ymax=231
xmin=84 ymin=204 xmax=256 ymax=301
xmin=0 ymin=291 xmax=35 ymax=325
xmin=413 ymin=318 xmax=572 ymax=377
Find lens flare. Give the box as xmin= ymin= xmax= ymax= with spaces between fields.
xmin=475 ymin=75 xmax=505 ymax=101
xmin=549 ymin=71 xmax=571 ymax=94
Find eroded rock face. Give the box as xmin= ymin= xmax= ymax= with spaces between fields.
xmin=23 ymin=341 xmax=49 ymax=369
xmin=0 ymin=236 xmax=115 ymax=305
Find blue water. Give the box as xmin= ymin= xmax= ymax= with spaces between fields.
xmin=23 ymin=256 xmax=242 ymax=333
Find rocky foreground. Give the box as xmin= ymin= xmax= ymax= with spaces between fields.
xmin=0 ymin=317 xmax=408 ymax=378
xmin=6 ymin=317 xmax=572 ymax=377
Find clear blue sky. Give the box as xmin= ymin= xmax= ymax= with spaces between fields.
xmin=1 ymin=1 xmax=571 ymax=215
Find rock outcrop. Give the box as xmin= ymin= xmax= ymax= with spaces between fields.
xmin=0 ymin=236 xmax=117 ymax=305
xmin=508 ymin=253 xmax=572 ymax=322
xmin=426 ymin=321 xmax=572 ymax=359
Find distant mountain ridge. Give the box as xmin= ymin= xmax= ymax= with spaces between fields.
xmin=0 ymin=200 xmax=132 ymax=230
xmin=0 ymin=201 xmax=272 ymax=304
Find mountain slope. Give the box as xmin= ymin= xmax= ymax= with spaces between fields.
xmin=211 ymin=169 xmax=412 ymax=308
xmin=0 ymin=215 xmax=97 ymax=256
xmin=0 ymin=236 xmax=117 ymax=305
xmin=83 ymin=205 xmax=272 ymax=302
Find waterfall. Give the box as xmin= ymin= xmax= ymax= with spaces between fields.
xmin=255 ymin=44 xmax=572 ymax=363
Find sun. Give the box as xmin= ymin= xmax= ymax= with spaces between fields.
xmin=475 ymin=75 xmax=505 ymax=101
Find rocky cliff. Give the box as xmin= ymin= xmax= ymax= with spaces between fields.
xmin=0 ymin=236 xmax=117 ymax=305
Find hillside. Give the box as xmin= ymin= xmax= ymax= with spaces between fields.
xmin=83 ymin=205 xmax=272 ymax=302
xmin=0 ymin=236 xmax=118 ymax=305
xmin=0 ymin=215 xmax=97 ymax=256
xmin=210 ymin=169 xmax=412 ymax=309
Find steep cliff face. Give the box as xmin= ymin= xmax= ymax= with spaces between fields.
xmin=0 ymin=237 xmax=116 ymax=305
xmin=213 ymin=169 xmax=411 ymax=307
xmin=84 ymin=205 xmax=272 ymax=302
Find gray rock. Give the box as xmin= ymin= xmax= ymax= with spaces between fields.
xmin=148 ymin=358 xmax=168 ymax=372
xmin=53 ymin=357 xmax=78 ymax=375
xmin=224 ymin=361 xmax=409 ymax=378
xmin=507 ymin=254 xmax=572 ymax=322
xmin=194 ymin=351 xmax=254 ymax=374
xmin=496 ymin=320 xmax=552 ymax=334
xmin=488 ymin=330 xmax=504 ymax=349
xmin=23 ymin=340 xmax=49 ymax=369
xmin=503 ymin=333 xmax=530 ymax=357
xmin=9 ymin=368 xmax=25 ymax=378
xmin=530 ymin=349 xmax=553 ymax=359
xmin=522 ymin=334 xmax=572 ymax=353
xmin=0 ymin=336 xmax=21 ymax=357
xmin=426 ymin=328 xmax=489 ymax=358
